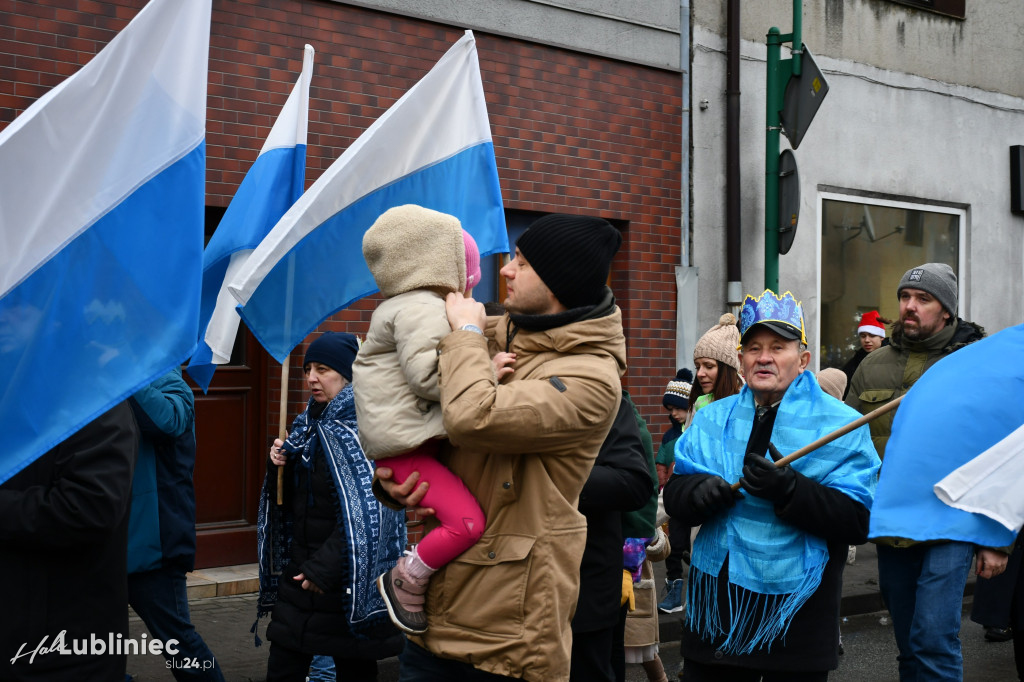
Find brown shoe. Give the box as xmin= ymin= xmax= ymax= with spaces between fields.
xmin=377 ymin=555 xmax=430 ymax=634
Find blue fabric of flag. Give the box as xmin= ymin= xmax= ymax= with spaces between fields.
xmin=188 ymin=45 xmax=313 ymax=391
xmin=0 ymin=0 xmax=209 ymax=485
xmin=869 ymin=323 xmax=1024 ymax=548
xmin=237 ymin=143 xmax=503 ymax=362
xmin=227 ymin=31 xmax=508 ymax=363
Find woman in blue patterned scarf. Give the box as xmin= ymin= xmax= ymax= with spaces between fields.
xmin=258 ymin=332 xmax=406 ymax=681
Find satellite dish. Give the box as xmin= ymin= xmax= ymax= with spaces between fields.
xmin=778 ymin=149 xmax=799 ymax=256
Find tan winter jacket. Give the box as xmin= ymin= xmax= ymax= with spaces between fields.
xmin=352 ymin=205 xmax=466 ymax=460
xmin=409 ymin=307 xmax=627 ymax=682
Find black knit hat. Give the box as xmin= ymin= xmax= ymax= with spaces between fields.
xmin=663 ymin=368 xmax=694 ymax=409
xmin=516 ymin=214 xmax=622 ymax=309
xmin=303 ymin=332 xmax=359 ymax=381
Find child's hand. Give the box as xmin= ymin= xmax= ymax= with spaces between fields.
xmin=492 ymin=351 xmax=516 ymax=380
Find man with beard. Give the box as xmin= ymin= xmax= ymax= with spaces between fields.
xmin=376 ymin=214 xmax=627 ymax=682
xmin=846 ymin=262 xmax=1007 ymax=680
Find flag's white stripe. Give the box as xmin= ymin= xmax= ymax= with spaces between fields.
xmin=0 ymin=0 xmax=208 ymax=298
xmin=261 ymin=44 xmax=313 ymax=155
xmin=228 ymin=31 xmax=490 ymax=305
xmin=934 ymin=423 xmax=1024 ymax=532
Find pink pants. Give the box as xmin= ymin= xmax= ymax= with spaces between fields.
xmin=385 ymin=443 xmax=485 ymax=570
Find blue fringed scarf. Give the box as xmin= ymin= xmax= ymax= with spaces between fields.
xmin=255 ymin=384 xmax=406 ymax=640
xmin=674 ymin=372 xmax=879 ymax=655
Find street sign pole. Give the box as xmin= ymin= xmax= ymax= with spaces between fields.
xmin=765 ymin=27 xmax=784 ymax=291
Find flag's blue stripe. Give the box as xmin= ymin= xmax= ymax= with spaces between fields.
xmin=0 ymin=144 xmax=204 ymax=485
xmin=868 ymin=324 xmax=1024 ymax=548
xmin=238 ymin=141 xmax=506 ymax=362
xmin=202 ymin=144 xmax=306 ymax=268
xmin=188 ymin=144 xmax=306 ymax=390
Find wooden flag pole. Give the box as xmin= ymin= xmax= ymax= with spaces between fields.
xmin=277 ymin=354 xmax=291 ymax=505
xmin=729 ymin=393 xmax=905 ymax=492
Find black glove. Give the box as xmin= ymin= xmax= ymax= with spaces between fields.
xmin=740 ymin=452 xmax=796 ymax=503
xmin=691 ymin=476 xmax=743 ymax=517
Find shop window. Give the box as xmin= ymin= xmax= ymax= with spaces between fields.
xmin=818 ymin=194 xmax=963 ymax=369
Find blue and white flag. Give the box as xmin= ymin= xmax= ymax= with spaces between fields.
xmin=869 ymin=323 xmax=1024 ymax=548
xmin=187 ymin=45 xmax=314 ymax=391
xmin=227 ymin=31 xmax=508 ymax=362
xmin=0 ymin=0 xmax=210 ymax=485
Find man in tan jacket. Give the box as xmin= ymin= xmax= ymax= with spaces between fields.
xmin=377 ymin=213 xmax=627 ymax=682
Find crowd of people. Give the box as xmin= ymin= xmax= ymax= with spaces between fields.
xmin=1 ymin=204 xmax=1019 ymax=682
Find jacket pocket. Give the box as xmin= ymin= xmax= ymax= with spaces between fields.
xmin=438 ymin=533 xmax=536 ymax=637
xmin=858 ymin=388 xmax=895 ymax=406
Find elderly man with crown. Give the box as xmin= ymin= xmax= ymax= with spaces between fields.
xmin=662 ymin=290 xmax=881 ymax=681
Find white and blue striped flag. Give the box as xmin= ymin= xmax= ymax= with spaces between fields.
xmin=226 ymin=31 xmax=507 ymax=362
xmin=187 ymin=45 xmax=314 ymax=392
xmin=0 ymin=0 xmax=210 ymax=484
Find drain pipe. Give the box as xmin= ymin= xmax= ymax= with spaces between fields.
xmin=680 ymin=0 xmax=691 ymax=267
xmin=726 ymin=0 xmax=743 ymax=306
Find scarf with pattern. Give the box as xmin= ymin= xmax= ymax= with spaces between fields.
xmin=255 ymin=384 xmax=406 ymax=639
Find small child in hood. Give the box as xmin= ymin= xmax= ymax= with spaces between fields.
xmin=352 ymin=204 xmax=486 ymax=635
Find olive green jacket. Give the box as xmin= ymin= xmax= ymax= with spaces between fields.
xmin=845 ymin=318 xmax=984 ymax=460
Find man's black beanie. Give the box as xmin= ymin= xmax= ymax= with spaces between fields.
xmin=516 ymin=214 xmax=622 ymax=309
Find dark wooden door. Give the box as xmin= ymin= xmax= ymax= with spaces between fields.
xmin=187 ymin=329 xmax=268 ymax=568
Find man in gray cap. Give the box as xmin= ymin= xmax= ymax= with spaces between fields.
xmin=846 ymin=262 xmax=1003 ymax=680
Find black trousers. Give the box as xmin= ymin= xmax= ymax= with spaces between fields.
xmin=681 ymin=658 xmax=827 ymax=682
xmin=265 ymin=643 xmax=378 ymax=682
xmin=665 ymin=520 xmax=691 ymax=581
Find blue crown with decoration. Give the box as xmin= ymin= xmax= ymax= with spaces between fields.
xmin=739 ymin=289 xmax=807 ymax=345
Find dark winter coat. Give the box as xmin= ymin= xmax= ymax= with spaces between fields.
xmin=846 ymin=318 xmax=984 ymax=458
xmin=265 ymin=387 xmax=404 ymax=660
xmin=663 ymin=467 xmax=870 ymax=672
xmin=573 ymin=393 xmax=654 ymax=633
xmin=127 ymin=367 xmax=198 ymax=574
xmin=0 ymin=403 xmax=138 ymax=681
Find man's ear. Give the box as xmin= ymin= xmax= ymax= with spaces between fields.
xmin=798 ymin=348 xmax=811 ymax=371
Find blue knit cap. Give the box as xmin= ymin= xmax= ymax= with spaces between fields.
xmin=303 ymin=332 xmax=358 ymax=381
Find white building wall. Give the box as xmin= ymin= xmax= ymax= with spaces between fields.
xmin=690 ymin=22 xmax=1024 ymax=360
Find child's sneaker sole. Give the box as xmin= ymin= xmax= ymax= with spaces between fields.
xmin=377 ymin=570 xmax=428 ymax=635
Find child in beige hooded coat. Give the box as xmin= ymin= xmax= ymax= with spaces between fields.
xmin=352 ymin=204 xmax=485 ymax=636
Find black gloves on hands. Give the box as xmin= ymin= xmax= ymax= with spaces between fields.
xmin=691 ymin=475 xmax=743 ymax=518
xmin=740 ymin=452 xmax=796 ymax=504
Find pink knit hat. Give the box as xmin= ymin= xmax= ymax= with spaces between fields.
xmin=462 ymin=230 xmax=481 ymax=292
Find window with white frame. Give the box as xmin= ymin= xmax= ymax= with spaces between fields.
xmin=818 ymin=194 xmax=964 ymax=370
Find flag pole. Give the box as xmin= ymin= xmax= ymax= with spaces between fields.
xmin=729 ymin=393 xmax=905 ymax=492
xmin=277 ymin=355 xmax=290 ymax=505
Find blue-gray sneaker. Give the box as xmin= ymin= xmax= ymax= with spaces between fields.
xmin=658 ymin=578 xmax=684 ymax=614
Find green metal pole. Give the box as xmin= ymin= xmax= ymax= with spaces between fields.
xmin=792 ymin=0 xmax=803 ymax=76
xmin=765 ymin=27 xmax=782 ymax=292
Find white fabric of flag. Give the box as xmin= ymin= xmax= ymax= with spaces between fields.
xmin=226 ymin=31 xmax=508 ymax=362
xmin=935 ymin=423 xmax=1024 ymax=533
xmin=187 ymin=45 xmax=314 ymax=392
xmin=0 ymin=0 xmax=210 ymax=484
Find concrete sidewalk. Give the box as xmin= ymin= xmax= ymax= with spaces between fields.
xmin=123 ymin=543 xmax=980 ymax=681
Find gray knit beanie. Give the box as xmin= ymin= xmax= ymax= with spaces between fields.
xmin=693 ymin=313 xmax=741 ymax=372
xmin=897 ymin=263 xmax=958 ymax=316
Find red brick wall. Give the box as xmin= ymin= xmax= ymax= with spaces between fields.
xmin=0 ymin=0 xmax=682 ymax=434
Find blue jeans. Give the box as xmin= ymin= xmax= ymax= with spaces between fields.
xmin=308 ymin=655 xmax=336 ymax=681
xmin=397 ymin=640 xmax=515 ymax=681
xmin=877 ymin=542 xmax=974 ymax=681
xmin=128 ymin=566 xmax=225 ymax=682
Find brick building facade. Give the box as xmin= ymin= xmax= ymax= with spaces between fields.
xmin=1 ymin=0 xmax=683 ymax=564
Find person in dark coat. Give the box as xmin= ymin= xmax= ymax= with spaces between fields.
xmin=570 ymin=391 xmax=654 ymax=682
xmin=839 ymin=310 xmax=889 ymax=399
xmin=0 ymin=403 xmax=138 ymax=681
xmin=126 ymin=367 xmax=224 ymax=680
xmin=663 ymin=290 xmax=879 ymax=680
xmin=260 ymin=332 xmax=405 ymax=682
